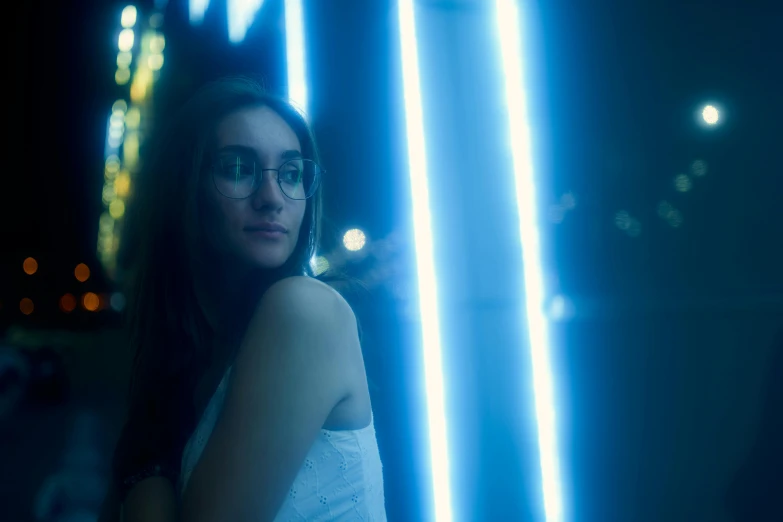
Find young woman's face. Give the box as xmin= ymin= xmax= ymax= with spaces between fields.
xmin=203 ymin=105 xmax=307 ymax=271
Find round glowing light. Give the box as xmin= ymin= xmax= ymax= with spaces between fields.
xmin=110 ymin=292 xmax=126 ymax=312
xmin=114 ymin=172 xmax=131 ymax=197
xmin=108 ymin=135 xmax=123 ymax=149
xmin=20 ymin=298 xmax=34 ymax=315
xmin=674 ymin=174 xmax=692 ymax=192
xmin=548 ymin=294 xmax=575 ymax=322
xmin=125 ymin=107 xmax=140 ymax=129
xmin=147 ymin=53 xmax=164 ymax=71
xmin=310 ymin=255 xmax=330 ymax=276
xmin=112 ymin=99 xmax=128 ymax=113
xmin=548 ymin=204 xmax=565 ymax=224
xmin=702 ymin=105 xmax=719 ymax=125
xmin=666 ymin=209 xmax=683 ymax=228
xmin=60 ymin=294 xmax=77 ymax=313
xmin=102 ymin=184 xmax=117 ymax=205
xmin=118 ymin=28 xmax=135 ymax=52
xmin=657 ymin=200 xmax=674 ymax=219
xmin=74 ymin=263 xmax=91 ymax=283
xmin=343 ymin=229 xmax=367 ymax=251
xmin=614 ymin=210 xmax=632 ymax=230
xmin=105 ymin=155 xmax=121 ymax=173
xmin=23 ymin=257 xmax=38 ymax=275
xmin=110 ymin=199 xmax=126 ymax=219
xmin=691 ymin=159 xmax=708 ymax=177
xmin=115 ymin=68 xmax=131 ymax=85
xmin=82 ymin=292 xmax=100 ymax=312
xmin=121 ymin=5 xmax=138 ymax=28
xmin=116 ymin=51 xmax=132 ymax=69
xmin=150 ymin=34 xmax=166 ymax=54
xmin=149 ymin=13 xmax=164 ymax=28
xmin=109 ymin=127 xmax=124 ymax=140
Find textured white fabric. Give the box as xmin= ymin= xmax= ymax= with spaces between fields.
xmin=179 ymin=367 xmax=387 ymax=521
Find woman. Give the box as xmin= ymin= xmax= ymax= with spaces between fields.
xmin=102 ymin=76 xmax=386 ymax=521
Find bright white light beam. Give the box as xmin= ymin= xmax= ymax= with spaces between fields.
xmin=397 ymin=1 xmax=453 ymax=521
xmin=228 ymin=0 xmax=265 ymax=44
xmin=285 ymin=0 xmax=308 ymax=113
xmin=495 ymin=1 xmax=564 ymax=521
xmin=189 ymin=0 xmax=210 ymax=25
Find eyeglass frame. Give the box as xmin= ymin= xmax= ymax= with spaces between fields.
xmin=209 ymin=156 xmax=324 ymax=201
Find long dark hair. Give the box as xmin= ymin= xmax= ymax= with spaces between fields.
xmin=110 ymin=76 xmax=322 ymax=500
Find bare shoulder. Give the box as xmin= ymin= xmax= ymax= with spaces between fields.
xmin=259 ymin=276 xmax=355 ymax=324
xmin=243 ymin=276 xmax=358 ymax=359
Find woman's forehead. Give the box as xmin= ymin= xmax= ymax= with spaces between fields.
xmin=214 ymin=106 xmax=302 ymax=160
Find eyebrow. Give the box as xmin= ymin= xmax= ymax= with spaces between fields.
xmin=216 ymin=145 xmax=303 ymax=160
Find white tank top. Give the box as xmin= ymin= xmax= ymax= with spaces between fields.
xmin=179 ymin=367 xmax=387 ymax=521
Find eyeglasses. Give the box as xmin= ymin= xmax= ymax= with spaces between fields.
xmin=211 ymin=155 xmax=323 ymax=200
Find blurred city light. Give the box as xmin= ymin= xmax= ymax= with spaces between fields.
xmin=114 ymin=172 xmax=131 ymax=197
xmin=150 ymin=34 xmax=166 ymax=53
xmin=82 ymin=292 xmax=100 ymax=312
xmin=615 ymin=210 xmax=632 ymax=230
xmin=115 ymin=68 xmax=131 ymax=85
xmin=343 ymin=228 xmax=367 ymax=252
xmin=228 ymin=0 xmax=265 ymax=44
xmin=60 ymin=294 xmax=77 ymax=313
xmin=285 ymin=0 xmax=307 ymax=113
xmin=110 ymin=292 xmax=126 ymax=312
xmin=189 ymin=0 xmax=211 ymax=25
xmin=702 ymin=104 xmax=719 ymax=125
xmin=310 ymin=255 xmax=329 ymax=276
xmin=74 ymin=263 xmax=91 ymax=283
xmin=548 ymin=294 xmax=575 ymax=322
xmin=112 ymin=99 xmax=128 ymax=113
xmin=496 ymin=0 xmax=563 ymax=519
xmin=148 ymin=53 xmax=164 ymax=71
xmin=691 ymin=159 xmax=708 ymax=177
xmin=118 ymin=28 xmax=135 ymax=52
xmin=125 ymin=107 xmax=141 ymax=129
xmin=121 ymin=5 xmax=138 ymax=28
xmin=117 ymin=51 xmax=133 ymax=69
xmin=674 ymin=173 xmax=693 ymax=192
xmin=20 ymin=298 xmax=34 ymax=316
xmin=105 ymin=155 xmax=121 ymax=175
xmin=23 ymin=257 xmax=38 ymax=275
xmin=398 ymin=0 xmax=453 ymax=520
xmin=109 ymin=199 xmax=126 ymax=219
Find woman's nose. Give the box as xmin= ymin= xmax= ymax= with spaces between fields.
xmin=251 ymin=171 xmax=285 ymax=210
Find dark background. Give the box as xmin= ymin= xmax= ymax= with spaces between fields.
xmin=3 ymin=0 xmax=782 ymax=521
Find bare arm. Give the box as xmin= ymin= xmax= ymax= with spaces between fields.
xmin=181 ymin=277 xmax=360 ymax=522
xmin=122 ymin=477 xmax=179 ymax=522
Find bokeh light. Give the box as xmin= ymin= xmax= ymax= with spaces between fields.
xmin=118 ymin=28 xmax=135 ymax=52
xmin=117 ymin=51 xmax=132 ymax=69
xmin=691 ymin=159 xmax=708 ymax=177
xmin=626 ymin=219 xmax=642 ymax=237
xmin=60 ymin=294 xmax=77 ymax=313
xmin=343 ymin=228 xmax=367 ymax=251
xmin=110 ymin=292 xmax=126 ymax=312
xmin=114 ymin=172 xmax=131 ymax=197
xmin=702 ymin=104 xmax=719 ymax=125
xmin=150 ymin=34 xmax=166 ymax=54
xmin=82 ymin=292 xmax=100 ymax=312
xmin=310 ymin=255 xmax=330 ymax=276
xmin=125 ymin=107 xmax=141 ymax=130
xmin=614 ymin=210 xmax=632 ymax=230
xmin=115 ymin=68 xmax=131 ymax=85
xmin=548 ymin=294 xmax=575 ymax=322
xmin=674 ymin=174 xmax=692 ymax=192
xmin=121 ymin=5 xmax=137 ymax=28
xmin=560 ymin=191 xmax=576 ymax=210
xmin=147 ymin=53 xmax=164 ymax=71
xmin=110 ymin=199 xmax=126 ymax=219
xmin=23 ymin=257 xmax=38 ymax=275
xmin=74 ymin=263 xmax=91 ymax=283
xmin=20 ymin=298 xmax=34 ymax=315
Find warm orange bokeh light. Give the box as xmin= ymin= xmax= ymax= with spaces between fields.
xmin=20 ymin=297 xmax=34 ymax=315
xmin=23 ymin=257 xmax=38 ymax=275
xmin=75 ymin=263 xmax=91 ymax=282
xmin=60 ymin=294 xmax=77 ymax=313
xmin=82 ymin=292 xmax=100 ymax=312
